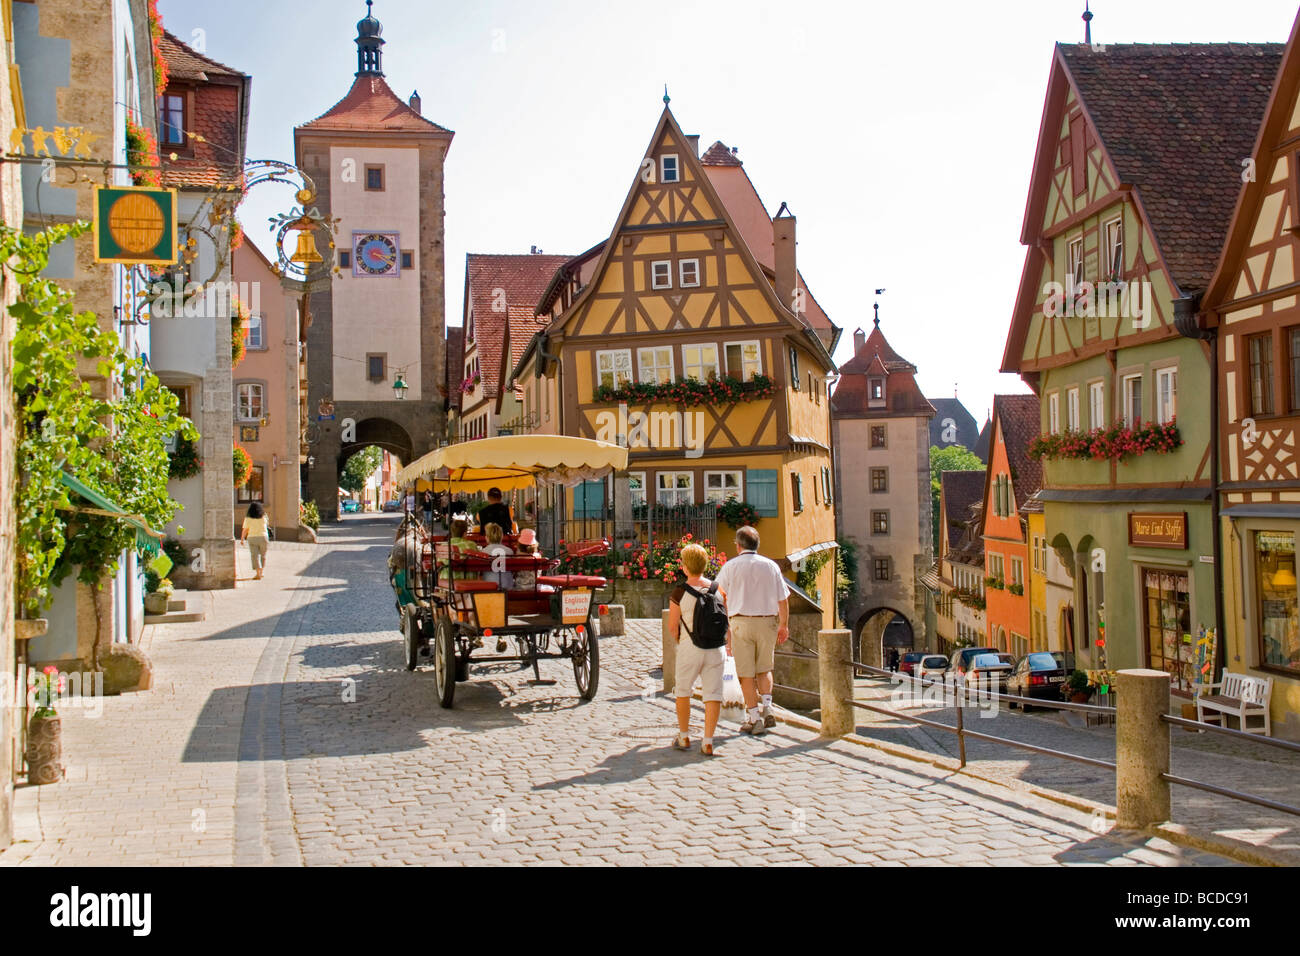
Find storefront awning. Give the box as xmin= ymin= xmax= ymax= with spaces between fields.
xmin=920 ymin=566 xmax=944 ymax=592
xmin=59 ymin=472 xmax=164 ymax=555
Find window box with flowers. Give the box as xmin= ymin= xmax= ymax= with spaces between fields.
xmin=1029 ymin=420 xmax=1182 ymax=463
xmin=460 ymin=374 xmax=481 ymax=394
xmin=716 ymin=498 xmax=759 ymax=530
xmin=954 ymin=587 xmax=986 ymax=611
xmin=1008 ymin=582 xmax=1024 ymax=596
xmin=984 ymin=575 xmax=1005 ymax=590
xmin=125 ymin=116 xmax=161 ymax=187
xmin=595 ymin=374 xmax=776 ymax=407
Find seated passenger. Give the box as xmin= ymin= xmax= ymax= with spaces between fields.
xmin=482 ymin=522 xmax=514 ymax=590
xmin=439 ymin=518 xmax=479 ymax=580
xmin=514 ymin=528 xmax=540 ymax=590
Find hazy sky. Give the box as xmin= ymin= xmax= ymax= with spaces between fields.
xmin=160 ymin=0 xmax=1299 ymax=426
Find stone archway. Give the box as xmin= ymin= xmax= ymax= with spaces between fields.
xmin=308 ymin=414 xmax=419 ymax=521
xmin=853 ymin=607 xmax=915 ymax=671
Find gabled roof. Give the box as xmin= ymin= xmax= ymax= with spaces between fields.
xmin=941 ymin=469 xmax=988 ymax=551
xmin=991 ymin=394 xmax=1043 ymax=510
xmin=700 ymin=140 xmax=743 ymax=166
xmin=974 ymin=417 xmax=993 ymax=464
xmin=547 ymin=107 xmax=837 ymax=373
xmin=1204 ymin=12 xmax=1300 ymax=313
xmin=159 ymin=30 xmax=243 ymax=81
xmin=297 ymin=74 xmax=452 ymax=135
xmin=445 ymin=326 xmax=464 ymax=411
xmin=464 ymin=253 xmax=571 ymax=399
xmin=832 ymin=322 xmax=933 ymax=417
xmin=1056 ymin=42 xmax=1281 ymax=295
xmin=927 ymin=397 xmax=981 ymax=451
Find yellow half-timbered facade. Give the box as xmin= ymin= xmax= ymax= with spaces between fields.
xmin=513 ymin=105 xmax=840 ymax=625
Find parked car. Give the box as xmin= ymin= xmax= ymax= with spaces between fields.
xmin=898 ymin=651 xmax=926 ymax=675
xmin=341 ymin=499 xmax=361 ymax=514
xmin=381 ymin=498 xmax=402 ymax=512
xmin=964 ymin=652 xmax=1014 ymax=693
xmin=1006 ymin=651 xmax=1068 ymax=708
xmin=948 ymin=646 xmax=1000 ymax=683
xmin=915 ymin=654 xmax=950 ymax=683
xmin=1049 ymin=650 xmax=1077 ymax=674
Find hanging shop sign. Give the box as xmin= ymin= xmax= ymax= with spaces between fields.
xmin=93 ymin=185 xmax=178 ymax=265
xmin=1128 ymin=511 xmax=1188 ymax=550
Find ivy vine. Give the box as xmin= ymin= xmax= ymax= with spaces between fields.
xmin=7 ymin=222 xmax=196 ymax=619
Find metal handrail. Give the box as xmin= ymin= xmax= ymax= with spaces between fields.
xmin=1160 ymin=713 xmax=1300 ymax=755
xmin=1161 ymin=772 xmax=1300 ymax=818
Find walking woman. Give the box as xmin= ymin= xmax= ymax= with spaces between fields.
xmin=241 ymin=501 xmax=270 ymax=580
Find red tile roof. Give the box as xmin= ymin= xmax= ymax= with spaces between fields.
xmin=158 ymin=30 xmax=243 ymax=80
xmin=832 ymin=322 xmax=934 ymax=417
xmin=1059 ymin=42 xmax=1283 ymax=293
xmin=942 ymin=470 xmax=988 ymax=551
xmin=465 ymin=253 xmax=572 ymax=399
xmin=298 ymin=74 xmax=452 ymax=134
xmin=992 ymin=393 xmax=1043 ymax=510
xmin=700 ymin=140 xmax=743 ymax=166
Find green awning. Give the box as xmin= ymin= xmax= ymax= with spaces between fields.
xmin=59 ymin=472 xmax=164 ymax=555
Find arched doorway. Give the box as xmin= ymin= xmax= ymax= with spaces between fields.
xmin=854 ymin=608 xmax=914 ymax=671
xmin=308 ymin=416 xmax=417 ymax=521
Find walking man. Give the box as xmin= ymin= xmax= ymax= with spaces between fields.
xmin=714 ymin=525 xmax=789 ymax=735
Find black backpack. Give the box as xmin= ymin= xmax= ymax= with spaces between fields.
xmin=681 ymin=581 xmax=728 ymax=649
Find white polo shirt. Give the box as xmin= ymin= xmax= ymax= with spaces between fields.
xmin=714 ymin=550 xmax=788 ymax=617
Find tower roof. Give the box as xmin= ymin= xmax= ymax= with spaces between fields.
xmin=298 ymin=74 xmax=452 ymax=135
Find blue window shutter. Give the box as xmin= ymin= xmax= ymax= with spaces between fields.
xmin=574 ymin=479 xmax=605 ymax=519
xmin=749 ymin=469 xmax=778 ymax=517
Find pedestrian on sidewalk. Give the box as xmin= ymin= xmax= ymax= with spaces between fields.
xmin=668 ymin=543 xmax=728 ymax=756
xmin=422 ymin=489 xmax=434 ymax=529
xmin=713 ymin=525 xmax=788 ymax=736
xmin=240 ymin=501 xmax=270 ymax=580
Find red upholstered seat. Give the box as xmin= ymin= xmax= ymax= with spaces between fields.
xmin=563 ymin=540 xmax=610 ymax=558
xmin=537 ymin=574 xmax=607 ymax=589
xmin=447 ymin=580 xmax=500 ymax=592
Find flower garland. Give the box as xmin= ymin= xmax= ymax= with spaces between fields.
xmin=231 ymin=299 xmax=249 ymax=367
xmin=595 ymin=374 xmax=775 ymax=407
xmin=1029 ymin=420 xmax=1182 ymax=463
xmin=125 ymin=117 xmax=160 ymax=187
xmin=233 ymin=443 xmax=252 ymax=488
xmin=148 ymin=0 xmax=168 ymax=96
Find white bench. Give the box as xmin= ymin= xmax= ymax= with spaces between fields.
xmin=1195 ymin=672 xmax=1273 ymax=736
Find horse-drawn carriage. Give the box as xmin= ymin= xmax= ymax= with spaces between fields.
xmin=388 ymin=435 xmax=628 ymax=708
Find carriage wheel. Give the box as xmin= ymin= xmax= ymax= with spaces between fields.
xmin=571 ymin=617 xmax=599 ymax=702
xmin=401 ymin=609 xmax=420 ymax=672
xmin=433 ymin=613 xmax=456 ymax=709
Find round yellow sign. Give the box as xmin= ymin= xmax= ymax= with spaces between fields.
xmin=107 ymin=192 xmax=165 ymax=254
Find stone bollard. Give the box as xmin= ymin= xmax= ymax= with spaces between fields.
xmin=818 ymin=628 xmax=854 ymax=738
xmin=661 ymin=609 xmax=676 ymax=696
xmin=597 ymin=604 xmax=625 ymax=637
xmin=1115 ymin=668 xmax=1172 ymax=829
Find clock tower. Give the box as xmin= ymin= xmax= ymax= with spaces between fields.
xmin=294 ymin=1 xmax=453 ymax=519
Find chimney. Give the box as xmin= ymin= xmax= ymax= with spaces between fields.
xmin=686 ymin=134 xmax=700 ymax=157
xmin=772 ymin=203 xmax=797 ymax=315
xmin=409 ymin=90 xmax=422 ymax=114
xmin=853 ymin=328 xmax=866 ymax=352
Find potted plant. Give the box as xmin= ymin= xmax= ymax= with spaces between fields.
xmin=144 ymin=575 xmax=174 ymax=615
xmin=26 ymin=667 xmax=65 ymax=784
xmin=1064 ymin=669 xmax=1092 ymax=703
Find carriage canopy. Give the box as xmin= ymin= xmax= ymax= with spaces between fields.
xmin=395 ymin=435 xmax=629 ymax=493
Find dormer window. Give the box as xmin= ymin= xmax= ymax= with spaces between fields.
xmin=651 ymin=261 xmax=672 ymax=290
xmin=660 ymin=154 xmax=679 ymax=183
xmin=869 ymin=377 xmax=885 ymax=407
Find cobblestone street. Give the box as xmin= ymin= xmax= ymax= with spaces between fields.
xmin=1 ymin=517 xmax=1239 ymax=866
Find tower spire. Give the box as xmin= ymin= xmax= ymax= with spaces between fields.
xmin=1083 ymin=1 xmax=1094 ymax=46
xmin=356 ymin=0 xmax=385 ymax=77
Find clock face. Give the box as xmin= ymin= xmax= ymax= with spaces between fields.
xmin=353 ymin=232 xmax=399 ymax=276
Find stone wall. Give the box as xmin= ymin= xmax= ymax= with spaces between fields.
xmin=772 ymin=611 xmax=824 ymax=711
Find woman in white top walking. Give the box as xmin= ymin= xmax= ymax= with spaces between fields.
xmin=240 ymin=501 xmax=270 ymax=580
xmin=667 ymin=543 xmax=726 ymax=756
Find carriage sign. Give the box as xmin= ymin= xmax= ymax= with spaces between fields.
xmin=93 ymin=185 xmax=178 ymax=265
xmin=561 ymin=589 xmax=593 ymax=624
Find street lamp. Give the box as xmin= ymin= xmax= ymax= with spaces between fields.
xmin=392 ymin=372 xmax=409 ymax=400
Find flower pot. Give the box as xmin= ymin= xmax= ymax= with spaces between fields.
xmin=144 ymin=592 xmax=169 ymax=615
xmin=1068 ymin=690 xmax=1091 ymax=704
xmin=25 ymin=714 xmax=63 ymax=785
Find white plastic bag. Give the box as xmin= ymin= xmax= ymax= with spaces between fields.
xmin=721 ymin=653 xmax=746 ymax=708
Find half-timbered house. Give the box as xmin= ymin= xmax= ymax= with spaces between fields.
xmin=1200 ymin=12 xmax=1300 ymax=738
xmin=1003 ymin=43 xmax=1280 ymax=689
xmin=512 ymin=105 xmax=841 ymax=626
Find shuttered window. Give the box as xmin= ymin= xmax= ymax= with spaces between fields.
xmin=748 ymin=469 xmax=779 ymax=517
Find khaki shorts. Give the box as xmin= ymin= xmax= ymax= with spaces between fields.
xmin=730 ymin=616 xmax=777 ymax=679
xmin=674 ymin=639 xmax=726 ymax=702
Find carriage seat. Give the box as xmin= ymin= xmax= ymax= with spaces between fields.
xmin=537 ymin=574 xmax=607 ymax=589
xmin=561 ymin=539 xmax=610 ymax=558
